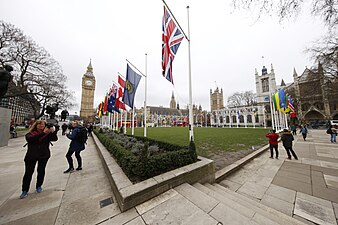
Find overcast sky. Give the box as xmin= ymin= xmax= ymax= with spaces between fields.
xmin=1 ymin=0 xmax=327 ymax=114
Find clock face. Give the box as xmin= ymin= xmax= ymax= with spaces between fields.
xmin=85 ymin=80 xmax=92 ymax=86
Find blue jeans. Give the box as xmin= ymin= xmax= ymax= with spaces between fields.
xmin=331 ymin=133 xmax=337 ymax=142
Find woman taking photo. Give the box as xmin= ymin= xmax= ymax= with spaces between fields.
xmin=20 ymin=120 xmax=58 ymax=199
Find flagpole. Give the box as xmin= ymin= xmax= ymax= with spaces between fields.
xmin=144 ymin=53 xmax=148 ymax=137
xmin=124 ymin=110 xmax=127 ymax=134
xmin=132 ymin=107 xmax=135 ymax=136
xmin=186 ymin=5 xmax=194 ymax=142
xmin=162 ymin=0 xmax=189 ymax=41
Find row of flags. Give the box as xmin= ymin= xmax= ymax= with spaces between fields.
xmin=97 ymin=65 xmax=142 ymax=117
xmin=271 ymin=88 xmax=296 ymax=117
xmin=97 ymin=3 xmax=185 ymax=118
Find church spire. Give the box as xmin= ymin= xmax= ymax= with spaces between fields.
xmin=84 ymin=59 xmax=94 ymax=77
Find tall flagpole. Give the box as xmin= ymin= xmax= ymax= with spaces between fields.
xmin=144 ymin=53 xmax=148 ymax=137
xmin=132 ymin=107 xmax=135 ymax=135
xmin=187 ymin=6 xmax=194 ymax=142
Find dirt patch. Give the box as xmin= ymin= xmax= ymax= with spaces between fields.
xmin=207 ymin=146 xmax=264 ymax=171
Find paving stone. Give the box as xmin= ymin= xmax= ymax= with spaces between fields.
xmin=297 ymin=190 xmax=333 ymax=208
xmin=265 ymin=184 xmax=296 ymax=204
xmin=324 ymin=174 xmax=338 ymax=188
xmin=124 ymin=216 xmax=146 ymax=225
xmin=279 ymin=166 xmax=311 ymax=176
xmin=272 ymin=175 xmax=312 ymax=195
xmin=294 ymin=196 xmax=336 ymax=225
xmin=142 ymin=194 xmax=218 ymax=225
xmin=261 ymin=194 xmax=294 ymax=216
xmin=174 ymin=183 xmax=219 ymax=213
xmin=219 ymin=179 xmax=241 ymax=191
xmin=301 ymin=158 xmax=321 ymax=166
xmin=311 ymin=165 xmax=338 ymax=176
xmin=227 ymin=169 xmax=253 ymax=185
xmin=237 ymin=181 xmax=268 ymax=200
xmin=99 ymin=208 xmax=138 ymax=225
xmin=277 ymin=170 xmax=311 ymax=184
xmin=247 ymin=175 xmax=274 ymax=187
xmin=333 ymin=202 xmax=338 ymax=221
xmin=292 ymin=215 xmax=317 ymax=225
xmin=320 ymin=161 xmax=338 ymax=170
xmin=312 ymin=185 xmax=338 ymax=203
xmin=209 ymin=202 xmax=258 ymax=225
xmin=135 ymin=189 xmax=178 ymax=215
xmin=311 ymin=171 xmax=327 ymax=188
xmin=2 ymin=207 xmax=58 ymax=225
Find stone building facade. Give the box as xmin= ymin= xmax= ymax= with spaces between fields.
xmin=286 ymin=63 xmax=338 ymax=122
xmin=210 ymin=87 xmax=224 ymax=111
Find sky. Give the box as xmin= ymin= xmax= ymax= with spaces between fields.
xmin=1 ymin=0 xmax=327 ymax=114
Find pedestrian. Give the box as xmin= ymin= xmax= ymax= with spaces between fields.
xmin=20 ymin=120 xmax=58 ymax=199
xmin=330 ymin=125 xmax=337 ymax=143
xmin=265 ymin=129 xmax=279 ymax=159
xmin=61 ymin=123 xmax=68 ymax=136
xmin=300 ymin=125 xmax=308 ymax=141
xmin=64 ymin=121 xmax=86 ymax=173
xmin=87 ymin=123 xmax=93 ymax=136
xmin=291 ymin=124 xmax=297 ymax=135
xmin=281 ymin=129 xmax=298 ymax=160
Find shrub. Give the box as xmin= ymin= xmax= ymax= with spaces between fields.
xmin=93 ymin=129 xmax=198 ymax=182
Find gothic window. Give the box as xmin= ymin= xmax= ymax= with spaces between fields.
xmin=314 ymin=102 xmax=324 ymax=110
xmin=247 ymin=115 xmax=252 ymax=123
xmin=262 ymin=78 xmax=269 ymax=93
xmin=302 ymin=103 xmax=310 ymax=111
xmin=226 ymin=116 xmax=230 ymax=123
xmin=232 ymin=116 xmax=236 ymax=123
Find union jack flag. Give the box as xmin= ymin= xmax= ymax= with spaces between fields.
xmin=108 ymin=84 xmax=118 ymax=98
xmin=162 ymin=5 xmax=184 ymax=85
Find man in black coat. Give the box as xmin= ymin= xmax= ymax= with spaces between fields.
xmin=281 ymin=129 xmax=298 ymax=160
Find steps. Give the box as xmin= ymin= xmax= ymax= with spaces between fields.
xmin=174 ymin=182 xmax=306 ymax=225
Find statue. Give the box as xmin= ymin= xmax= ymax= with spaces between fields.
xmin=46 ymin=103 xmax=59 ymax=120
xmin=0 ymin=65 xmax=14 ymax=98
xmin=61 ymin=109 xmax=69 ymax=121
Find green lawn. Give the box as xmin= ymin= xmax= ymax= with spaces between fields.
xmin=126 ymin=127 xmax=268 ymax=157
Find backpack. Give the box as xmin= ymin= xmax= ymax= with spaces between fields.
xmin=76 ymin=127 xmax=88 ymax=144
xmin=326 ymin=128 xmax=332 ymax=134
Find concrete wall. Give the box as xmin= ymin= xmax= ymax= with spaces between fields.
xmin=0 ymin=108 xmax=11 ymax=147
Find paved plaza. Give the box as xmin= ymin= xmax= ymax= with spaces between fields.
xmin=0 ymin=129 xmax=337 ymax=225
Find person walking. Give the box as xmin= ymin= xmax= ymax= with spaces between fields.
xmin=265 ymin=129 xmax=279 ymax=159
xmin=20 ymin=120 xmax=58 ymax=199
xmin=330 ymin=125 xmax=337 ymax=143
xmin=64 ymin=121 xmax=86 ymax=173
xmin=281 ymin=129 xmax=298 ymax=160
xmin=291 ymin=124 xmax=297 ymax=135
xmin=61 ymin=123 xmax=68 ymax=136
xmin=300 ymin=125 xmax=308 ymax=141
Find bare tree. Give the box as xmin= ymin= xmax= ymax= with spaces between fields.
xmin=0 ymin=20 xmax=75 ymax=119
xmin=232 ymin=0 xmax=338 ymax=80
xmin=227 ymin=91 xmax=256 ymax=107
xmin=232 ymin=0 xmax=338 ymax=27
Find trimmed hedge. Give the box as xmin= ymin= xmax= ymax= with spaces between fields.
xmin=94 ymin=129 xmax=198 ymax=182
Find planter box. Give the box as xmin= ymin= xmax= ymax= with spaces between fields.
xmin=92 ymin=133 xmax=215 ymax=212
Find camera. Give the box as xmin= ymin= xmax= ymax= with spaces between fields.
xmin=46 ymin=123 xmax=60 ymax=132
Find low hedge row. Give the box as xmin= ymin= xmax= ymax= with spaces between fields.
xmin=94 ymin=129 xmax=198 ymax=182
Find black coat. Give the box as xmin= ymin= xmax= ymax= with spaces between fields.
xmin=24 ymin=131 xmax=58 ymax=160
xmin=281 ymin=133 xmax=294 ymax=148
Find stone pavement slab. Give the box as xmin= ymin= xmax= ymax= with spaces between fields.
xmin=294 ymin=192 xmax=337 ymax=225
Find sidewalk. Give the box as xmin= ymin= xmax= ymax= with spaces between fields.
xmin=220 ymin=129 xmax=338 ymax=225
xmin=0 ymin=134 xmax=120 ymax=225
xmin=0 ymin=130 xmax=337 ymax=225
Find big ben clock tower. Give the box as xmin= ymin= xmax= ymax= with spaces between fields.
xmin=80 ymin=60 xmax=96 ymax=118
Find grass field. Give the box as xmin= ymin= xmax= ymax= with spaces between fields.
xmin=126 ymin=127 xmax=268 ymax=157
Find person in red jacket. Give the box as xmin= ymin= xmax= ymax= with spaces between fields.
xmin=20 ymin=120 xmax=58 ymax=199
xmin=265 ymin=129 xmax=279 ymax=159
